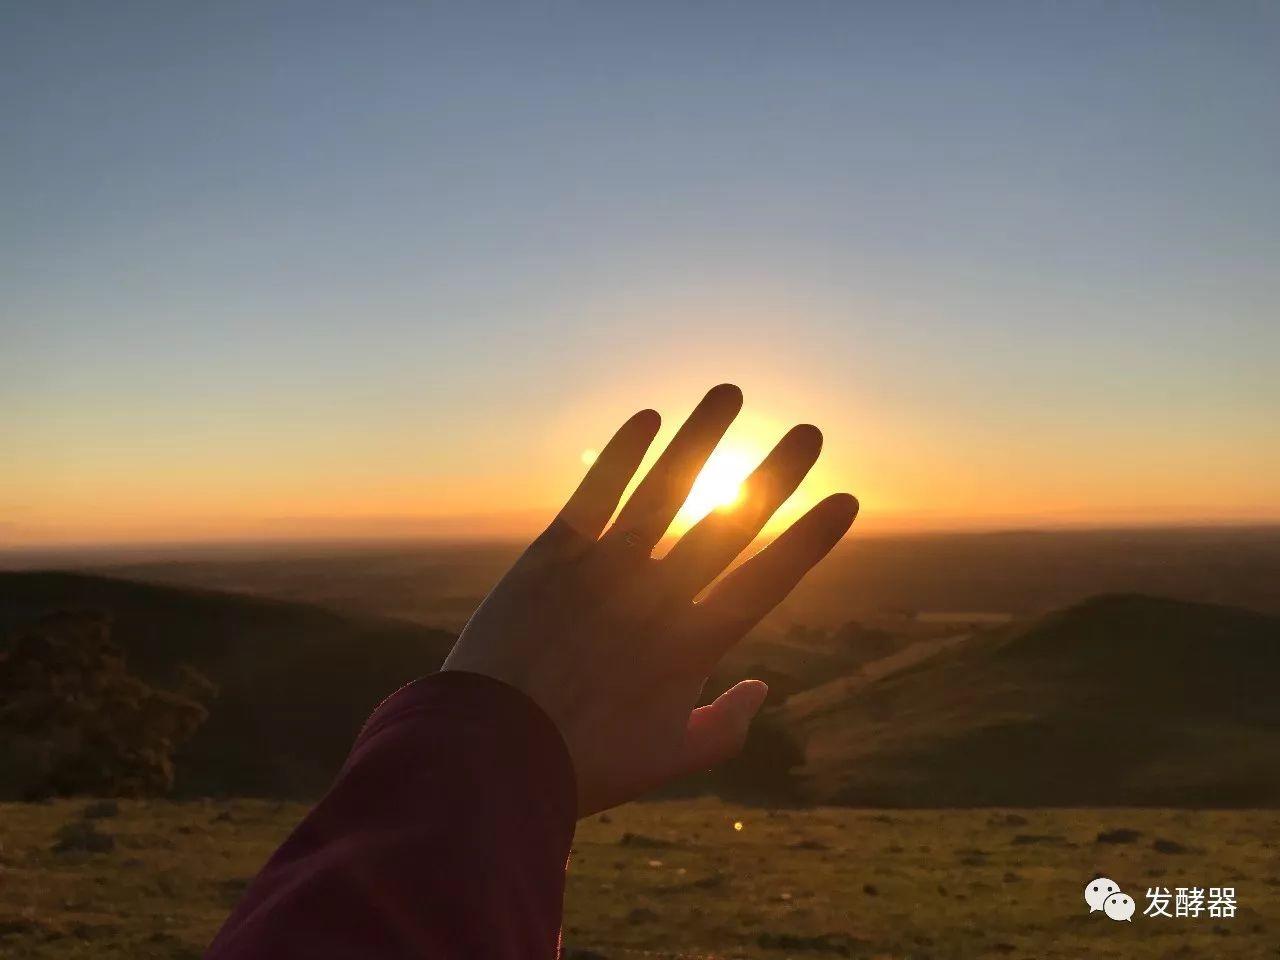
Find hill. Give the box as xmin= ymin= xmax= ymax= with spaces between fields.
xmin=781 ymin=594 xmax=1280 ymax=806
xmin=7 ymin=574 xmax=1278 ymax=809
xmin=0 ymin=572 xmax=455 ymax=798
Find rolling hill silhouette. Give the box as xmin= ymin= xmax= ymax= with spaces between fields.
xmin=6 ymin=575 xmax=1277 ymax=807
xmin=782 ymin=594 xmax=1280 ymax=806
xmin=0 ymin=572 xmax=455 ymax=798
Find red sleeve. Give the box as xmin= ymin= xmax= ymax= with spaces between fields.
xmin=205 ymin=670 xmax=578 ymax=960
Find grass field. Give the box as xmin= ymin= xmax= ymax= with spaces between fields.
xmin=1 ymin=798 xmax=1276 ymax=958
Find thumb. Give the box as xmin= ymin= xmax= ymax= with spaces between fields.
xmin=676 ymin=679 xmax=770 ymax=774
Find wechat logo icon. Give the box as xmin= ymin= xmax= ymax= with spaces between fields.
xmin=1104 ymin=892 xmax=1136 ymax=921
xmin=1085 ymin=877 xmax=1134 ymax=922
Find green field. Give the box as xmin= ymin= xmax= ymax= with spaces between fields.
xmin=1 ymin=798 xmax=1275 ymax=958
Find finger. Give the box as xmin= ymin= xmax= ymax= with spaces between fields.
xmin=690 ymin=493 xmax=858 ymax=666
xmin=602 ymin=383 xmax=743 ymax=552
xmin=675 ymin=680 xmax=769 ymax=775
xmin=550 ymin=408 xmax=662 ymax=546
xmin=659 ymin=423 xmax=822 ymax=599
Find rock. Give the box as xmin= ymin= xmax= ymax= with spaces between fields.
xmin=988 ymin=813 xmax=1029 ymax=827
xmin=53 ymin=821 xmax=115 ymax=854
xmin=1011 ymin=834 xmax=1065 ymax=845
xmin=618 ymin=832 xmax=672 ymax=848
xmin=1096 ymin=828 xmax=1142 ymax=844
xmin=788 ymin=838 xmax=831 ymax=850
xmin=757 ymin=931 xmax=856 ymax=955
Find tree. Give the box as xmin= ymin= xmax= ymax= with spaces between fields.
xmin=0 ymin=611 xmax=214 ymax=799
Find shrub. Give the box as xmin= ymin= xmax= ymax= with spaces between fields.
xmin=0 ymin=611 xmax=213 ymax=799
xmin=712 ymin=708 xmax=806 ymax=804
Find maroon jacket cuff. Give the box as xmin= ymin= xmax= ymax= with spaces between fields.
xmin=206 ymin=670 xmax=578 ymax=960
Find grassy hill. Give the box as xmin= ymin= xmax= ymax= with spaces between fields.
xmin=0 ymin=572 xmax=455 ymax=798
xmin=782 ymin=594 xmax=1280 ymax=806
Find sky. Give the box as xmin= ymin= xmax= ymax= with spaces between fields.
xmin=2 ymin=1 xmax=1278 ymax=547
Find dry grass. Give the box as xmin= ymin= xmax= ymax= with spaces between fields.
xmin=1 ymin=798 xmax=1276 ymax=958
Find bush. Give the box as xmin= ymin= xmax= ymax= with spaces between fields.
xmin=0 ymin=612 xmax=214 ymax=799
xmin=711 ymin=708 xmax=806 ymax=804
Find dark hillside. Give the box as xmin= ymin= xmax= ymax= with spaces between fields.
xmin=0 ymin=572 xmax=455 ymax=797
xmin=782 ymin=595 xmax=1280 ymax=806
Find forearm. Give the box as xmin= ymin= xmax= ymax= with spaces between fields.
xmin=206 ymin=671 xmax=577 ymax=959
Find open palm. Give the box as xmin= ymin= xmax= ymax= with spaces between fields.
xmin=443 ymin=384 xmax=858 ymax=815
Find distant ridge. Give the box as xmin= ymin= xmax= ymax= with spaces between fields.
xmin=781 ymin=594 xmax=1280 ymax=807
xmin=0 ymin=571 xmax=455 ymax=798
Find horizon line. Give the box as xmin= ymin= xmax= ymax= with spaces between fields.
xmin=4 ymin=517 xmax=1279 ymax=563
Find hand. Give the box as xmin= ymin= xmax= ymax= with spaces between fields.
xmin=442 ymin=384 xmax=858 ymax=816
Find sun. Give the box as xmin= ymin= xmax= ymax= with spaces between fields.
xmin=676 ymin=446 xmax=756 ymax=527
xmin=579 ymin=427 xmax=814 ymax=541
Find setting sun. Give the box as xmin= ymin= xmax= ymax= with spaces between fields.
xmin=676 ymin=447 xmax=755 ymax=526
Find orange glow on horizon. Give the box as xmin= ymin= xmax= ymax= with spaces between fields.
xmin=4 ymin=373 xmax=1278 ymax=550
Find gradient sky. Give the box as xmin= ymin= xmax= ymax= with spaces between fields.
xmin=3 ymin=1 xmax=1278 ymax=547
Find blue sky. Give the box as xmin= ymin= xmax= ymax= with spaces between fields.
xmin=2 ymin=1 xmax=1277 ymax=544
